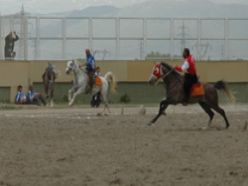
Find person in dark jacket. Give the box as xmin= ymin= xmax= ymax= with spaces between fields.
xmin=4 ymin=31 xmax=19 ymax=60
xmin=85 ymin=49 xmax=96 ymax=92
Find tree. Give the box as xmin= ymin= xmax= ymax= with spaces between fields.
xmin=145 ymin=51 xmax=170 ymax=60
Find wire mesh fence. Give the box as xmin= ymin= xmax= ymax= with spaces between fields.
xmin=1 ymin=13 xmax=248 ymax=61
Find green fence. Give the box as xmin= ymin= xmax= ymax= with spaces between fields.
xmin=31 ymin=82 xmax=248 ymax=104
xmin=1 ymin=83 xmax=246 ymax=104
xmin=0 ymin=87 xmax=10 ymax=103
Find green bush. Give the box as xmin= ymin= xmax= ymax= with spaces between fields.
xmin=120 ymin=93 xmax=131 ymax=103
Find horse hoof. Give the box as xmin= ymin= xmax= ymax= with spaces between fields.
xmin=201 ymin=127 xmax=208 ymax=130
xmin=68 ymin=101 xmax=74 ymax=107
xmin=147 ymin=122 xmax=153 ymax=126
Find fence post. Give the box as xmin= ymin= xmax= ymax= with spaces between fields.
xmin=23 ymin=14 xmax=28 ymax=60
xmin=62 ymin=18 xmax=66 ymax=59
xmin=21 ymin=9 xmax=28 ymax=60
xmin=115 ymin=17 xmax=120 ymax=60
xmin=197 ymin=18 xmax=202 ymax=60
xmin=88 ymin=17 xmax=93 ymax=52
xmin=0 ymin=13 xmax=3 ymax=60
xmin=224 ymin=18 xmax=229 ymax=60
xmin=142 ymin=18 xmax=147 ymax=60
xmin=170 ymin=18 xmax=175 ymax=60
xmin=35 ymin=17 xmax=40 ymax=60
xmin=19 ymin=10 xmax=28 ymax=60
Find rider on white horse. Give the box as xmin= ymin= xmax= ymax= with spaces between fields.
xmin=85 ymin=49 xmax=96 ymax=92
xmin=65 ymin=59 xmax=117 ymax=113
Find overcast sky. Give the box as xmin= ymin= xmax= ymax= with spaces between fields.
xmin=0 ymin=0 xmax=248 ymax=15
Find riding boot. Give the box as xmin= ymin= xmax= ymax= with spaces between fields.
xmin=183 ymin=75 xmax=192 ymax=104
xmin=87 ymin=73 xmax=94 ymax=93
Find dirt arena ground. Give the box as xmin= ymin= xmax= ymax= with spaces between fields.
xmin=0 ymin=104 xmax=247 ymax=186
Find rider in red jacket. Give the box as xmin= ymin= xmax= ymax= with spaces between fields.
xmin=175 ymin=48 xmax=198 ymax=102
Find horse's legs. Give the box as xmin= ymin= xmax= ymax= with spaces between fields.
xmin=68 ymin=88 xmax=73 ymax=102
xmin=198 ymin=101 xmax=215 ymax=127
xmin=210 ymin=104 xmax=230 ymax=129
xmin=39 ymin=94 xmax=47 ymax=106
xmin=149 ymin=99 xmax=169 ymax=125
xmin=68 ymin=87 xmax=84 ymax=106
xmin=44 ymin=84 xmax=49 ymax=98
xmin=101 ymin=93 xmax=110 ymax=114
xmin=50 ymin=88 xmax=54 ymax=107
xmin=46 ymin=83 xmax=54 ymax=107
xmin=68 ymin=86 xmax=77 ymax=102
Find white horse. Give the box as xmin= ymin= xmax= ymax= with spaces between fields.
xmin=65 ymin=59 xmax=117 ymax=113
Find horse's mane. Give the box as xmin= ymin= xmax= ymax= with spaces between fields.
xmin=73 ymin=59 xmax=80 ymax=64
xmin=161 ymin=62 xmax=180 ymax=75
xmin=161 ymin=62 xmax=173 ymax=71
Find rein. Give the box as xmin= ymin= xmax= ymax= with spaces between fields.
xmin=161 ymin=69 xmax=174 ymax=79
xmin=154 ymin=69 xmax=174 ymax=86
xmin=160 ymin=65 xmax=183 ymax=84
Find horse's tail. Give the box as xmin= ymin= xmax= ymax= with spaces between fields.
xmin=104 ymin=72 xmax=117 ymax=93
xmin=214 ymin=80 xmax=235 ymax=103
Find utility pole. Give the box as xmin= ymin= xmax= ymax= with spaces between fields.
xmin=139 ymin=40 xmax=144 ymax=60
xmin=179 ymin=22 xmax=187 ymax=53
xmin=193 ymin=42 xmax=210 ymax=60
xmin=20 ymin=5 xmax=28 ymax=60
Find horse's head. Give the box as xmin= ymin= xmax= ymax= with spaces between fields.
xmin=65 ymin=60 xmax=77 ymax=74
xmin=148 ymin=63 xmax=163 ymax=85
xmin=148 ymin=62 xmax=174 ymax=85
xmin=43 ymin=63 xmax=56 ymax=83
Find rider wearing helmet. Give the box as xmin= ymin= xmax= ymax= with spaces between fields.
xmin=175 ymin=48 xmax=198 ymax=103
xmin=85 ymin=49 xmax=96 ymax=92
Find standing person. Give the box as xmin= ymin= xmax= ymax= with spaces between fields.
xmin=175 ymin=48 xmax=198 ymax=103
xmin=15 ymin=85 xmax=27 ymax=104
xmin=85 ymin=49 xmax=96 ymax=92
xmin=4 ymin=31 xmax=19 ymax=60
xmin=26 ymin=86 xmax=46 ymax=106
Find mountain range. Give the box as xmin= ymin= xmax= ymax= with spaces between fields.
xmin=48 ymin=0 xmax=248 ymax=18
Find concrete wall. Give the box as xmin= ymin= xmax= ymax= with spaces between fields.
xmin=0 ymin=60 xmax=248 ymax=102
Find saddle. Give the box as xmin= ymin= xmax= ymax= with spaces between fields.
xmin=191 ymin=83 xmax=205 ymax=97
xmin=95 ymin=76 xmax=102 ymax=87
xmin=87 ymin=75 xmax=103 ymax=93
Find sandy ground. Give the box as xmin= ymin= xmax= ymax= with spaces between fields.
xmin=0 ymin=104 xmax=247 ymax=186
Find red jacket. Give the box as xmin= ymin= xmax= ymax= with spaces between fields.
xmin=175 ymin=55 xmax=197 ymax=76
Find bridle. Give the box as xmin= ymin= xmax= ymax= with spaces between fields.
xmin=160 ymin=68 xmax=174 ymax=80
xmin=156 ymin=64 xmax=182 ymax=84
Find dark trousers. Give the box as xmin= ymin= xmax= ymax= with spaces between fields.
xmin=91 ymin=92 xmax=101 ymax=108
xmin=86 ymin=70 xmax=96 ymax=93
xmin=27 ymin=95 xmax=46 ymax=106
xmin=183 ymin=73 xmax=198 ymax=101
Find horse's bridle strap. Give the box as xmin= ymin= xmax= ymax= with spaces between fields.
xmin=161 ymin=69 xmax=173 ymax=79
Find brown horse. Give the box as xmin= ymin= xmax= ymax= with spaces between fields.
xmin=42 ymin=64 xmax=56 ymax=107
xmin=148 ymin=62 xmax=234 ymax=129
